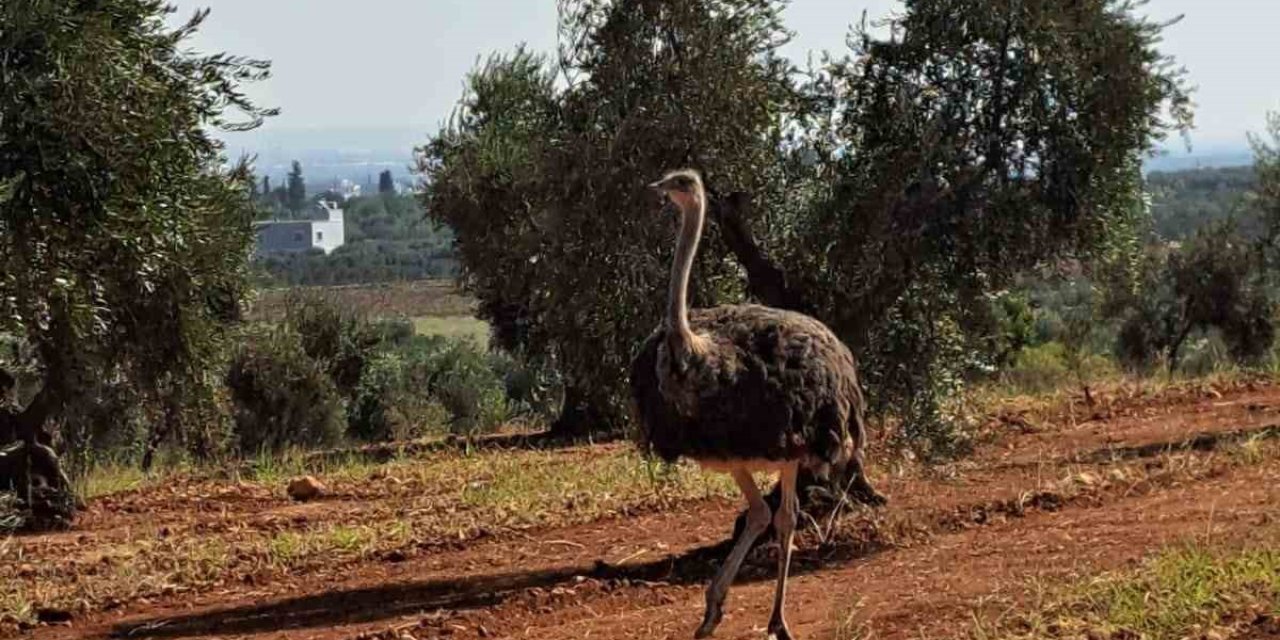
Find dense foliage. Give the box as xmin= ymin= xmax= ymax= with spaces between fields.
xmin=0 ymin=0 xmax=273 ymax=523
xmin=1147 ymin=166 xmax=1256 ymax=240
xmin=226 ymin=326 xmax=347 ymax=454
xmin=420 ymin=0 xmax=1192 ymax=455
xmin=1111 ymin=222 xmax=1274 ymax=371
xmin=232 ymin=292 xmax=553 ymax=452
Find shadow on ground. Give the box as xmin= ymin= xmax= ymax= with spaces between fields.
xmin=110 ymin=531 xmax=889 ymax=639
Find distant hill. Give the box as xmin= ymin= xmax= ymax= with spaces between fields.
xmin=1144 ymin=150 xmax=1254 ymax=173
xmin=222 ymin=127 xmax=426 ymax=190
xmin=223 ymin=126 xmax=1255 ymax=188
xmin=1147 ymin=165 xmax=1258 ymax=240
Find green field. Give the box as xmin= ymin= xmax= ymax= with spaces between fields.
xmin=411 ymin=315 xmax=490 ymax=346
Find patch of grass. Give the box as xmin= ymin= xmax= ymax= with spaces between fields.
xmin=74 ymin=462 xmax=151 ymax=500
xmin=238 ymin=447 xmax=389 ymax=487
xmin=0 ymin=587 xmax=33 ymax=627
xmin=453 ymin=448 xmax=734 ymax=527
xmin=327 ymin=526 xmax=371 ymax=554
xmin=1 ymin=443 xmax=737 ymax=618
xmin=831 ymin=597 xmax=872 ymax=640
xmin=1229 ymin=431 xmax=1271 ymax=466
xmin=412 ymin=315 xmax=489 ymax=346
xmin=983 ymin=543 xmax=1279 ymax=640
xmin=0 ymin=494 xmax=21 ymax=532
xmin=268 ymin=531 xmax=307 ymax=566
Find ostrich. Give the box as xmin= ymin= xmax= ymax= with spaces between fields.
xmin=630 ymin=168 xmax=884 ymax=640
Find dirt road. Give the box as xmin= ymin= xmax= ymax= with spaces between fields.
xmin=16 ymin=382 xmax=1280 ymax=640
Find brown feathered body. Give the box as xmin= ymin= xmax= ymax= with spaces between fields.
xmin=630 ymin=303 xmax=867 ymax=476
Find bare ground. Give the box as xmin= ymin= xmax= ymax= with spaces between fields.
xmin=10 ymin=381 xmax=1280 ymax=640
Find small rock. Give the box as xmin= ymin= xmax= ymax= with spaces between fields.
xmin=286 ymin=476 xmax=326 ymax=502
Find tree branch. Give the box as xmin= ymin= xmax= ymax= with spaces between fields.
xmin=705 ymin=190 xmax=816 ymax=315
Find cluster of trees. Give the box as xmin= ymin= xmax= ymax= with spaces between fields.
xmin=419 ymin=0 xmax=1193 ymax=456
xmin=1087 ymin=118 xmax=1280 ymax=374
xmin=255 ymin=161 xmax=310 ymax=216
xmin=1147 ymin=166 xmax=1258 ymax=240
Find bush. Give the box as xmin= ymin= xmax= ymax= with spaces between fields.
xmin=1004 ymin=342 xmax=1071 ymax=392
xmin=225 ymin=327 xmax=345 ymax=454
xmin=348 ymin=335 xmax=514 ymax=441
xmin=282 ymin=290 xmax=386 ymax=397
xmin=405 ymin=337 xmax=509 ymax=435
xmin=487 ymin=351 xmax=562 ymax=422
xmin=347 ymin=351 xmax=449 ymax=442
xmin=1002 ymin=341 xmax=1120 ymax=393
xmin=861 ymin=281 xmax=976 ymax=460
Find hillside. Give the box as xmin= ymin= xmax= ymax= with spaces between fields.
xmin=1147 ymin=165 xmax=1259 ymax=240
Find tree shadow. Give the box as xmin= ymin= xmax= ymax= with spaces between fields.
xmin=300 ymin=429 xmax=624 ymax=467
xmin=111 ymin=532 xmax=888 ymax=639
xmin=1075 ymin=423 xmax=1278 ymax=465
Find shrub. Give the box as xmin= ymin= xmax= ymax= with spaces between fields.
xmin=400 ymin=336 xmax=509 ymax=435
xmin=225 ymin=327 xmax=345 ymax=454
xmin=1004 ymin=342 xmax=1071 ymax=392
xmin=348 ymin=336 xmax=514 ymax=441
xmin=347 ymin=351 xmax=449 ymax=442
xmin=487 ymin=351 xmax=562 ymax=422
xmin=283 ymin=290 xmax=383 ymax=397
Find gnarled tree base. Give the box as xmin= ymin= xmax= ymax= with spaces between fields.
xmin=0 ymin=442 xmax=77 ymax=531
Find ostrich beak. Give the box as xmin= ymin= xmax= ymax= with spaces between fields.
xmin=649 ymin=180 xmax=673 ymax=210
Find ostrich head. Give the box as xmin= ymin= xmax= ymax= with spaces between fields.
xmin=649 ymin=169 xmax=704 ymax=215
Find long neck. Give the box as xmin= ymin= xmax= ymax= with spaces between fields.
xmin=667 ymin=188 xmax=705 ymax=351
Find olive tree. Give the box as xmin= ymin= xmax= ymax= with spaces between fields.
xmin=0 ymin=0 xmax=274 ymax=527
xmin=421 ymin=0 xmax=800 ymax=435
xmin=423 ymin=0 xmax=1189 ymax=439
xmin=421 ymin=0 xmax=1191 ymax=540
xmin=1252 ymin=112 xmax=1280 ymax=266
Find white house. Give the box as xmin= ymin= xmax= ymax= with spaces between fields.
xmin=253 ymin=201 xmax=346 ymax=257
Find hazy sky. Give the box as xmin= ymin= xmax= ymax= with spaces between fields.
xmin=171 ymin=0 xmax=1280 ymax=153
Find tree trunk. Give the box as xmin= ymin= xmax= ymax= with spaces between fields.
xmin=141 ymin=396 xmax=179 ymax=472
xmin=0 ymin=386 xmax=77 ymax=530
xmin=1167 ymin=319 xmax=1195 ymax=375
xmin=707 ymin=191 xmax=817 ymax=318
xmin=549 ymin=382 xmax=601 ymax=439
xmin=708 ymin=190 xmax=890 ymax=547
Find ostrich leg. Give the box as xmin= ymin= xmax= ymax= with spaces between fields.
xmin=767 ymin=462 xmax=799 ymax=640
xmin=696 ymin=467 xmax=770 ymax=639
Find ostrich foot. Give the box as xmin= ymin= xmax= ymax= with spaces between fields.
xmin=694 ymin=606 xmax=723 ymax=638
xmin=766 ymin=620 xmax=794 ymax=640
xmin=854 ymin=486 xmax=888 ymax=507
xmin=850 ymin=475 xmax=888 ymax=508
